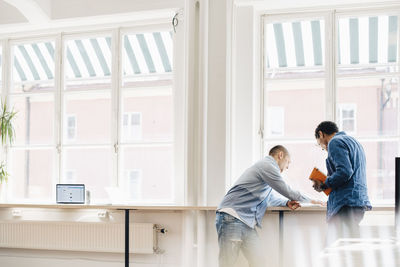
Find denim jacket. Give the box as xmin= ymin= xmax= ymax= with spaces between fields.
xmin=325 ymin=132 xmax=372 ymax=221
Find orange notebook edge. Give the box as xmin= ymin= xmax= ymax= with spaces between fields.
xmin=309 ymin=167 xmax=331 ymax=196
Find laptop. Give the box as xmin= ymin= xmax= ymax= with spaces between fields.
xmin=56 ymin=184 xmax=85 ymax=204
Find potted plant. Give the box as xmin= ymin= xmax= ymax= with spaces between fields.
xmin=0 ymin=100 xmax=17 ymax=184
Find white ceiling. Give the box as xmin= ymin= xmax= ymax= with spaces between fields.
xmin=0 ymin=0 xmax=182 ymax=35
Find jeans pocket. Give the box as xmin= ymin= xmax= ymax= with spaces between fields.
xmin=216 ymin=214 xmax=223 ymax=233
xmin=222 ymin=213 xmax=237 ymax=223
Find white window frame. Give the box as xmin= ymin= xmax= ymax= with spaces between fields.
xmin=1 ymin=21 xmax=185 ymax=205
xmin=0 ymin=42 xmax=3 ymax=93
xmin=260 ymin=8 xmax=400 ymax=205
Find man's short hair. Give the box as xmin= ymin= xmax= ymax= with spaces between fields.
xmin=269 ymin=145 xmax=289 ymax=157
xmin=315 ymin=121 xmax=339 ymax=138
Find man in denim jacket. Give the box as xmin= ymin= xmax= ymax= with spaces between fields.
xmin=313 ymin=121 xmax=372 ymax=245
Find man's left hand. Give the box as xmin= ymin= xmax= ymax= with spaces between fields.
xmin=287 ymin=200 xmax=301 ymax=210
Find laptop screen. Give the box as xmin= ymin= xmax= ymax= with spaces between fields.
xmin=56 ymin=184 xmax=85 ymax=204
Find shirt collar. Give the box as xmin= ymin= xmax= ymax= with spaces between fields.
xmin=335 ymin=131 xmax=346 ymax=136
xmin=266 ymin=155 xmax=279 ymax=169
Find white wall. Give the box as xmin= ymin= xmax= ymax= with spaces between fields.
xmin=0 ymin=0 xmax=399 ymax=266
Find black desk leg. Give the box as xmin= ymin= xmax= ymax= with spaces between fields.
xmin=125 ymin=209 xmax=129 ymax=267
xmin=279 ymin=211 xmax=284 ymax=267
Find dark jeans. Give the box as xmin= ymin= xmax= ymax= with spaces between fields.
xmin=326 ymin=205 xmax=365 ymax=246
xmin=215 ymin=212 xmax=264 ymax=267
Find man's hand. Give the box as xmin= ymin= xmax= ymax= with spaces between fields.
xmin=286 ymin=200 xmax=301 ymax=210
xmin=311 ymin=179 xmax=328 ymax=192
xmin=310 ymin=199 xmax=327 ymax=206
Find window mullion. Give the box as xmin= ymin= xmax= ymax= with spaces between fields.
xmin=55 ymin=33 xmax=62 ymax=187
xmin=326 ymin=11 xmax=336 ymax=121
xmin=58 ymin=33 xmax=66 ymax=184
xmin=2 ymin=40 xmax=10 ymax=187
xmin=111 ymin=28 xmax=121 ymax=187
xmin=397 ymin=13 xmax=400 ymax=143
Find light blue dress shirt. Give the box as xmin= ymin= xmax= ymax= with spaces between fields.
xmin=218 ymin=156 xmax=310 ymax=228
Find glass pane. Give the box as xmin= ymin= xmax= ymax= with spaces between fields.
xmin=265 ymin=79 xmax=325 ymax=138
xmin=362 ymin=140 xmax=398 ymax=203
xmin=264 ymin=18 xmax=325 ymax=78
xmin=63 ymin=91 xmax=111 ymax=144
xmin=11 ymin=41 xmax=55 ymax=93
xmin=120 ymin=146 xmax=173 ymax=203
xmin=122 ymin=31 xmax=173 ymax=84
xmin=10 ymin=94 xmax=54 ymax=145
xmin=0 ymin=45 xmax=2 ymax=91
xmin=263 ymin=140 xmax=398 ymax=204
xmin=337 ymin=15 xmax=398 ymax=75
xmin=121 ymin=90 xmax=173 ymax=142
xmin=63 ymin=147 xmax=112 ymax=200
xmin=264 ymin=142 xmax=328 ymax=200
xmin=64 ymin=36 xmax=111 ymax=90
xmin=337 ymin=77 xmax=399 ymax=136
xmin=9 ymin=148 xmax=55 ymax=201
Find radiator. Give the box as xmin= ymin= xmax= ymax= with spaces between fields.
xmin=0 ymin=221 xmax=155 ymax=254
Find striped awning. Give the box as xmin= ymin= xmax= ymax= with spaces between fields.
xmin=265 ymin=15 xmax=398 ymax=69
xmin=11 ymin=31 xmax=173 ymax=82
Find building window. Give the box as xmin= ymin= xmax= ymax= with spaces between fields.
xmin=267 ymin=107 xmax=284 ymax=136
xmin=337 ymin=104 xmax=356 ymax=134
xmin=125 ymin=169 xmax=142 ymax=200
xmin=66 ymin=115 xmax=77 ymax=141
xmin=64 ymin=170 xmax=76 ymax=183
xmin=122 ymin=112 xmax=142 ymax=141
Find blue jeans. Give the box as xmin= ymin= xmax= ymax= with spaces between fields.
xmin=326 ymin=205 xmax=365 ymax=246
xmin=215 ymin=212 xmax=264 ymax=267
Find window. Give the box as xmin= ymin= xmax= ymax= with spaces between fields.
xmin=337 ymin=104 xmax=356 ymax=134
xmin=125 ymin=169 xmax=142 ymax=201
xmin=263 ymin=16 xmax=327 ymax=199
xmin=9 ymin=40 xmax=56 ymax=200
xmin=336 ymin=14 xmax=399 ymax=202
xmin=122 ymin=112 xmax=142 ymax=141
xmin=64 ymin=170 xmax=76 ymax=183
xmin=262 ymin=11 xmax=400 ymax=203
xmin=66 ymin=115 xmax=77 ymax=141
xmin=120 ymin=31 xmax=175 ymax=203
xmin=267 ymin=107 xmax=284 ymax=136
xmin=0 ymin=44 xmax=2 ymax=92
xmin=2 ymin=25 xmax=180 ymax=204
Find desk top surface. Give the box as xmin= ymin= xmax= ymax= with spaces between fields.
xmin=0 ymin=203 xmax=394 ymax=212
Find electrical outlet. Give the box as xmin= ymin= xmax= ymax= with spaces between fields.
xmin=97 ymin=210 xmax=108 ymax=218
xmin=11 ymin=209 xmax=22 ymax=217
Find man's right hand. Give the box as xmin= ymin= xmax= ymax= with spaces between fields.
xmin=311 ymin=179 xmax=328 ymax=192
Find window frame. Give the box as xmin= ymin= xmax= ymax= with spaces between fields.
xmin=261 ymin=8 xmax=400 ymax=205
xmin=0 ymin=22 xmax=184 ymax=204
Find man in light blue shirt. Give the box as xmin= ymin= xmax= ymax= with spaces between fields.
xmin=216 ymin=145 xmax=314 ymax=267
